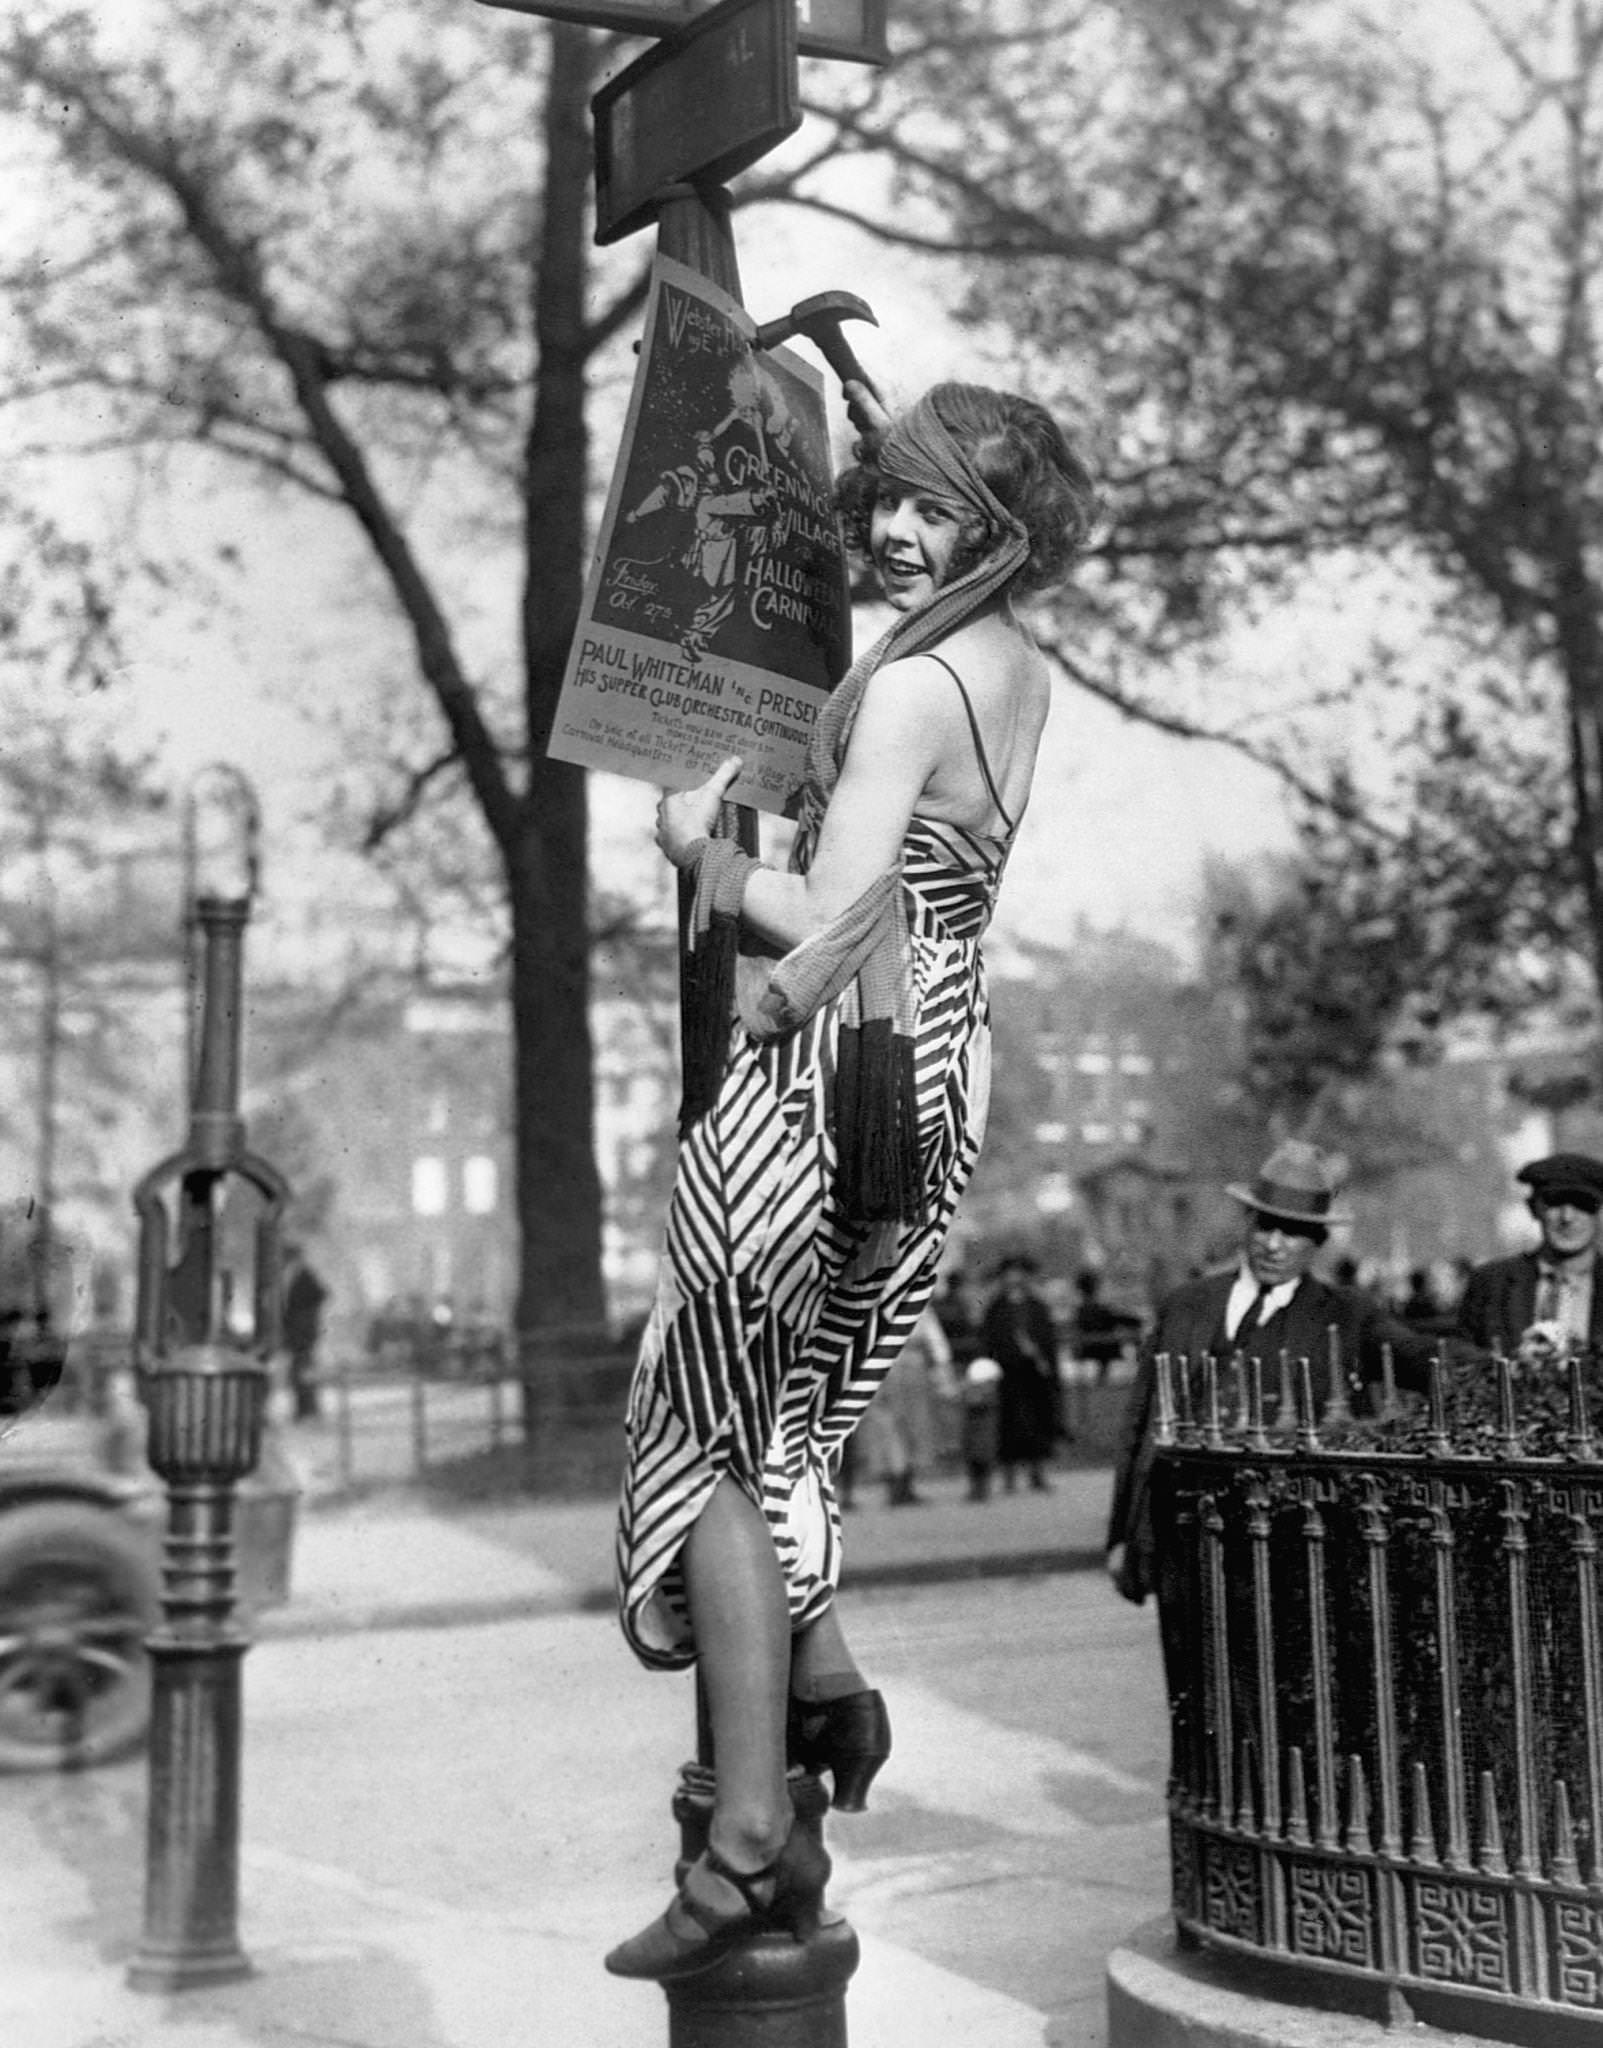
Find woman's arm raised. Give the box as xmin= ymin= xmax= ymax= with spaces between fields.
xmin=656 ymin=660 xmax=951 ymax=951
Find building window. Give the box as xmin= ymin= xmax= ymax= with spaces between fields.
xmin=412 ymin=1156 xmax=448 ymax=1216
xmin=1081 ymin=1121 xmax=1113 ymax=1146
xmin=463 ymin=1155 xmax=498 ymax=1215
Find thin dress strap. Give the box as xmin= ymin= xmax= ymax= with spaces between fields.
xmin=923 ymin=653 xmax=1015 ymax=836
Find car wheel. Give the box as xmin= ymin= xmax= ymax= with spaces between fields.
xmin=0 ymin=1502 xmax=160 ymax=1772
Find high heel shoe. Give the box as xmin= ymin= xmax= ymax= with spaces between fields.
xmin=604 ymin=1821 xmax=830 ymax=1982
xmin=787 ymin=1688 xmax=892 ymax=1813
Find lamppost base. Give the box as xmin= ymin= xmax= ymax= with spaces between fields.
xmin=664 ymin=1915 xmax=860 ymax=2048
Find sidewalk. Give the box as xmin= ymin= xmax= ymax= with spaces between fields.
xmin=263 ymin=1457 xmax=1115 ymax=1640
xmin=3 ymin=1459 xmax=1128 ymax=2048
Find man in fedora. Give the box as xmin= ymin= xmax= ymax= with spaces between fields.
xmin=1455 ymin=1151 xmax=1603 ymax=1360
xmin=1106 ymin=1139 xmax=1443 ymax=1610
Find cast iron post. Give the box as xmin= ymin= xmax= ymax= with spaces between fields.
xmin=127 ymin=765 xmax=290 ymax=1993
xmin=648 ymin=167 xmax=858 ymax=2048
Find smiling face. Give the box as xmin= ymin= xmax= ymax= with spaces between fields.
xmin=869 ymin=477 xmax=971 ymax=610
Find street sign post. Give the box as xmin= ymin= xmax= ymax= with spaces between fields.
xmin=471 ymin=0 xmax=889 ymax=2037
xmin=471 ymin=0 xmax=887 ymax=66
xmin=592 ymin=0 xmax=800 ymax=245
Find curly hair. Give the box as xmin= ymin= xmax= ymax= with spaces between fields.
xmin=834 ymin=382 xmax=1097 ymax=596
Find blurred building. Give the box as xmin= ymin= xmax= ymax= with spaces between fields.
xmin=954 ymin=927 xmax=1603 ymax=1322
xmin=237 ymin=961 xmax=679 ymax=1348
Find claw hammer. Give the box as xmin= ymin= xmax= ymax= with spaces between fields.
xmin=753 ymin=290 xmax=883 ymax=408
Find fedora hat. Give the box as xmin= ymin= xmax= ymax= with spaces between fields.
xmin=1226 ymin=1140 xmax=1352 ymax=1228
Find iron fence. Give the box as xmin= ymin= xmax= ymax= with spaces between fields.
xmin=1153 ymin=1344 xmax=1603 ymax=2040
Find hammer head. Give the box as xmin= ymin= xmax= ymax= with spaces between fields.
xmin=754 ymin=290 xmax=878 ymax=350
xmin=753 ymin=291 xmax=880 ymax=400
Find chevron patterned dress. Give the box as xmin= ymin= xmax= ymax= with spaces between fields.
xmin=616 ymin=812 xmax=1007 ymax=1670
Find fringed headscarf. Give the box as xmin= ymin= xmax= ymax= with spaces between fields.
xmin=679 ymin=392 xmax=1029 ymax=1222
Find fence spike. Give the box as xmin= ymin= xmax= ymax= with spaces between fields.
xmin=1409 ymin=1761 xmax=1437 ymax=1866
xmin=1478 ymin=1770 xmax=1508 ymax=1876
xmin=1552 ymin=1779 xmax=1581 ymax=1886
xmin=1426 ymin=1355 xmax=1450 ymax=1457
xmin=1321 ymin=1324 xmax=1352 ymax=1425
xmin=1496 ymin=1355 xmax=1520 ymax=1458
xmin=1295 ymin=1355 xmax=1321 ymax=1451
xmin=1155 ymin=1351 xmax=1176 ymax=1446
xmin=1343 ymin=1755 xmax=1371 ymax=1852
xmin=1245 ymin=1354 xmax=1270 ymax=1453
xmin=1285 ymin=1745 xmax=1310 ymax=1845
xmin=1203 ymin=1354 xmax=1223 ymax=1448
xmin=1567 ymin=1356 xmax=1595 ymax=1462
xmin=1175 ymin=1351 xmax=1196 ymax=1444
xmin=1274 ymin=1349 xmax=1296 ymax=1435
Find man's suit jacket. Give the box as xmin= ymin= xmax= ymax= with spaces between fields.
xmin=1106 ymin=1269 xmax=1446 ymax=1603
xmin=1455 ymin=1250 xmax=1603 ymax=1357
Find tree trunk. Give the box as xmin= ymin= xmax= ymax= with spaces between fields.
xmin=509 ymin=785 xmax=605 ymax=1336
xmin=511 ymin=23 xmax=607 ymax=1344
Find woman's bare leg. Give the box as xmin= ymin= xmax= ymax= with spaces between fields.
xmin=791 ymin=1603 xmax=869 ymax=1703
xmin=605 ymin=1477 xmax=829 ymax=1975
xmin=683 ymin=1476 xmax=792 ymax=1868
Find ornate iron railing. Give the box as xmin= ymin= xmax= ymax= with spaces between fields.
xmin=1151 ymin=1344 xmax=1603 ymax=2041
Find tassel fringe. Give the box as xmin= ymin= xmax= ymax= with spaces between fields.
xmin=834 ymin=1019 xmax=926 ymax=1224
xmin=679 ymin=907 xmax=740 ymax=1137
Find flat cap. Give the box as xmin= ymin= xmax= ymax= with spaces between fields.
xmin=1517 ymin=1151 xmax=1603 ymax=1204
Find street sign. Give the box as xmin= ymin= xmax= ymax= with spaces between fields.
xmin=472 ymin=0 xmax=888 ymax=65
xmin=592 ymin=0 xmax=801 ymax=246
xmin=787 ymin=0 xmax=887 ymax=63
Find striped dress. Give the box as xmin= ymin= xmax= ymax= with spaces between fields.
xmin=616 ymin=810 xmax=1008 ymax=1670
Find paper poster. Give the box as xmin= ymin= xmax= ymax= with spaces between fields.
xmin=547 ymin=256 xmax=849 ymax=814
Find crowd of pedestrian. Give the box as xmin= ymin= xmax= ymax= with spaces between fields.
xmin=837 ymin=1246 xmax=1146 ymax=1509
xmin=834 ymin=1137 xmax=1603 ymax=1528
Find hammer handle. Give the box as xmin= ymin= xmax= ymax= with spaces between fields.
xmin=810 ymin=330 xmax=881 ymax=406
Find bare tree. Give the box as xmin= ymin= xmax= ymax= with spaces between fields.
xmin=756 ymin=0 xmax=1603 ymax=1042
xmin=2 ymin=2 xmax=657 ymax=1339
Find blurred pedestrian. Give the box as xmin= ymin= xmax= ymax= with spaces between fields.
xmin=281 ymin=1244 xmax=329 ymax=1422
xmin=979 ymin=1253 xmax=1062 ymax=1492
xmin=855 ymin=1304 xmax=953 ymax=1506
xmin=931 ymin=1266 xmax=982 ymax=1371
xmin=1455 ymin=1151 xmax=1603 ymax=1361
xmin=960 ymin=1353 xmax=1003 ymax=1501
xmin=1398 ymin=1265 xmax=1441 ymax=1328
xmin=1069 ymin=1268 xmax=1142 ymax=1385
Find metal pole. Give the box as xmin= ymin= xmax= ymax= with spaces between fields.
xmin=642 ymin=179 xmax=856 ymax=2048
xmin=131 ymin=768 xmax=287 ymax=1994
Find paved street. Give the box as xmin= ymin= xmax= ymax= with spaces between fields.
xmin=0 ymin=1465 xmax=1172 ymax=2048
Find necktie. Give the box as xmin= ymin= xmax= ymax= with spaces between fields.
xmin=1236 ymin=1286 xmax=1274 ymax=1341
